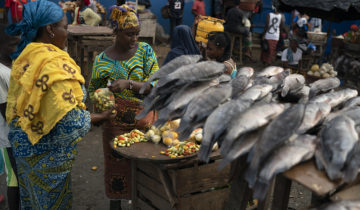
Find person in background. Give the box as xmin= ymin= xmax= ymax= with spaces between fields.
xmin=0 ymin=23 xmax=20 ymax=210
xmin=88 ymin=4 xmax=159 ymax=207
xmin=281 ymin=38 xmax=302 ymax=70
xmin=192 ymin=0 xmax=206 ymax=17
xmin=5 ymin=1 xmax=115 ymax=208
xmin=72 ymin=0 xmax=101 ymax=26
xmin=261 ymin=6 xmax=285 ymax=65
xmin=163 ymin=25 xmax=200 ymax=65
xmin=168 ymin=0 xmax=185 ymax=38
xmin=4 ymin=0 xmax=29 ymax=23
xmin=205 ymin=31 xmax=237 ymax=77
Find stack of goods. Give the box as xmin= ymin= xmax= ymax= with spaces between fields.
xmin=136 ymin=54 xmax=360 ymax=201
xmin=195 ymin=16 xmax=224 ymax=43
xmin=161 ymin=141 xmax=200 ymax=158
xmin=307 ymin=63 xmax=337 ymax=78
xmin=113 ymin=129 xmax=147 ymax=148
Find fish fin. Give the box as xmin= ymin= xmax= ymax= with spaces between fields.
xmin=198 ymin=145 xmax=212 ymax=162
xmin=245 ymin=161 xmax=259 ymax=188
xmin=252 ymin=180 xmax=270 ymax=201
xmin=177 ymin=125 xmax=195 ymax=141
xmin=281 ymin=86 xmax=289 ymax=97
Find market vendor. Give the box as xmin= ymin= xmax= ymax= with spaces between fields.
xmin=281 ymin=38 xmax=302 ymax=70
xmin=343 ymin=24 xmax=359 ymax=43
xmin=72 ymin=0 xmax=101 ymax=26
xmin=88 ymin=4 xmax=159 ymax=204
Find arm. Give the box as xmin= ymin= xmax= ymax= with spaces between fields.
xmin=280 ymin=14 xmax=288 ymax=33
xmin=88 ymin=55 xmax=109 ymax=101
xmin=90 ymin=108 xmax=117 ymax=124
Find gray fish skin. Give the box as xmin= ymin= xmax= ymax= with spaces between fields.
xmin=218 ymin=129 xmax=263 ymax=170
xmin=245 ymin=103 xmax=306 ymax=187
xmin=177 ymin=83 xmax=232 ymax=140
xmin=220 ymin=103 xmax=286 ymax=156
xmin=140 ymin=55 xmax=202 ymax=94
xmin=316 ymin=115 xmax=359 ymax=180
xmin=155 ymin=80 xmax=217 ymax=127
xmin=325 ymin=106 xmax=360 ymax=125
xmin=281 ymin=74 xmax=305 ymax=97
xmin=218 ymin=74 xmax=232 ymax=83
xmin=344 ymin=142 xmax=360 ymax=182
xmin=344 ymin=96 xmax=360 ymax=108
xmin=230 ymin=75 xmax=250 ymax=99
xmin=257 ymin=66 xmax=284 ymax=77
xmin=309 ymin=77 xmax=340 ymax=99
xmin=237 ymin=84 xmax=273 ymax=101
xmin=254 ymin=70 xmax=290 ymax=92
xmin=253 ymin=134 xmax=318 ymax=200
xmin=157 ymin=61 xmax=226 ymax=88
xmin=199 ymin=99 xmax=253 ymax=162
xmin=310 ymin=88 xmax=358 ymax=109
xmin=237 ymin=67 xmax=254 ymax=78
xmin=310 ymin=201 xmax=360 ymax=210
xmin=297 ymin=102 xmax=332 ymax=134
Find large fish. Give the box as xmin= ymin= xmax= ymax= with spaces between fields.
xmin=245 ymin=103 xmax=306 ymax=187
xmin=309 ymin=77 xmax=341 ymax=99
xmin=343 ymin=96 xmax=360 ymax=108
xmin=199 ymin=99 xmax=253 ymax=162
xmin=139 ymin=55 xmax=202 ymax=94
xmin=254 ymin=69 xmax=290 ymax=91
xmin=325 ymin=106 xmax=360 ymax=125
xmin=253 ymin=134 xmax=318 ymax=200
xmin=344 ymin=142 xmax=360 ymax=182
xmin=297 ymin=102 xmax=332 ymax=134
xmin=237 ymin=67 xmax=254 ymax=78
xmin=230 ymin=75 xmax=250 ymax=99
xmin=220 ymin=103 xmax=286 ymax=156
xmin=316 ymin=115 xmax=359 ymax=180
xmin=310 ymin=88 xmax=358 ymax=109
xmin=257 ymin=66 xmax=284 ymax=77
xmin=177 ymin=83 xmax=232 ymax=140
xmin=281 ymin=74 xmax=305 ymax=97
xmin=310 ymin=201 xmax=360 ymax=210
xmin=237 ymin=84 xmax=273 ymax=101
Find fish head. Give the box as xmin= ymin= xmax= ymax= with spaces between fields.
xmin=237 ymin=67 xmax=254 ymax=78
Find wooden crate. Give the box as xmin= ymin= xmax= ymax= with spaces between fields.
xmin=135 ymin=160 xmax=230 ymax=210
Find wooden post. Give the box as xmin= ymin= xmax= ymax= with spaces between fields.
xmin=271 ymin=175 xmax=292 ymax=210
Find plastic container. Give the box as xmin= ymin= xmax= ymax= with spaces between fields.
xmin=195 ymin=16 xmax=225 ymax=43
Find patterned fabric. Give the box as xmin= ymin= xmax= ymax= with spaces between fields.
xmin=88 ymin=42 xmax=159 ymax=103
xmin=109 ymin=4 xmax=139 ymax=30
xmin=9 ymin=106 xmax=91 ymax=209
xmin=261 ymin=39 xmax=278 ymax=65
xmin=6 ymin=43 xmax=86 ymax=145
xmin=2 ymin=148 xmax=18 ymax=187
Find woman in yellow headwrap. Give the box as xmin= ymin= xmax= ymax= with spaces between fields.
xmin=5 ymin=1 xmax=115 ymax=209
xmin=88 ymin=4 xmax=159 ymax=203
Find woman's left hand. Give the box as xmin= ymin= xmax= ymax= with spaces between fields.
xmin=109 ymin=79 xmax=129 ymax=92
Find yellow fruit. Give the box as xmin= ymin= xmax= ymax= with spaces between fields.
xmin=162 ymin=131 xmax=171 ymax=137
xmin=163 ymin=137 xmax=173 ymax=146
xmin=173 ymin=139 xmax=180 ymax=145
xmin=171 ymin=132 xmax=178 ymax=139
xmin=311 ymin=64 xmax=319 ymax=72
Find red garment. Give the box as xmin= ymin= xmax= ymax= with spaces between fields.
xmin=261 ymin=39 xmax=278 ymax=64
xmin=192 ymin=0 xmax=205 ymax=16
xmin=5 ymin=0 xmax=27 ymax=23
xmin=83 ymin=0 xmax=90 ymax=6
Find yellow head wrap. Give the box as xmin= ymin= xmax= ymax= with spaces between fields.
xmin=109 ymin=4 xmax=139 ymax=30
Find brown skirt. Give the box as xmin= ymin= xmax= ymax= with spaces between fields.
xmin=103 ymin=98 xmax=156 ymax=199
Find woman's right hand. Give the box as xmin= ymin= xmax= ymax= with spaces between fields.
xmin=108 ymin=79 xmax=129 ymax=93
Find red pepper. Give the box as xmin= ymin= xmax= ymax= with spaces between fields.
xmin=119 ymin=136 xmax=125 ymax=140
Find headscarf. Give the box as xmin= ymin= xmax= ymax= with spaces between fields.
xmin=109 ymin=4 xmax=139 ymax=30
xmin=5 ymin=0 xmax=64 ymax=60
xmin=163 ymin=25 xmax=200 ymax=65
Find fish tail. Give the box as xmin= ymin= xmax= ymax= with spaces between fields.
xmin=252 ymin=180 xmax=270 ymax=201
xmin=177 ymin=124 xmax=194 ymax=141
xmin=245 ymin=159 xmax=259 ymax=188
xmin=281 ymin=86 xmax=289 ymax=97
xmin=327 ymin=165 xmax=343 ymax=180
xmin=217 ymin=158 xmax=231 ymax=170
xmin=198 ymin=145 xmax=211 ymax=162
xmin=344 ymin=166 xmax=358 ymax=183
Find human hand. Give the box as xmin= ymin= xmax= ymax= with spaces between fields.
xmin=101 ymin=106 xmax=118 ymax=121
xmin=108 ymin=79 xmax=129 ymax=93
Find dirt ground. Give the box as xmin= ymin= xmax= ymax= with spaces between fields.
xmin=0 ymin=44 xmax=313 ymax=210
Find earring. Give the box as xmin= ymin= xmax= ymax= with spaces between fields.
xmin=49 ymin=33 xmax=55 ymax=38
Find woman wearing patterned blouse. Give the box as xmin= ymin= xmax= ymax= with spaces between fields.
xmin=88 ymin=4 xmax=159 ymax=202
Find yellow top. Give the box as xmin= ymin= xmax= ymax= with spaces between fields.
xmin=6 ymin=43 xmax=86 ymax=145
xmin=73 ymin=7 xmax=102 ymax=26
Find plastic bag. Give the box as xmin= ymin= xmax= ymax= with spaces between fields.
xmin=93 ymin=84 xmax=115 ymax=113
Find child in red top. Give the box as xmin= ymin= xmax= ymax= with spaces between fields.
xmin=5 ymin=0 xmax=28 ymax=23
xmin=192 ymin=0 xmax=205 ymax=17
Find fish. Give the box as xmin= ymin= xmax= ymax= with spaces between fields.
xmin=281 ymin=74 xmax=305 ymax=97
xmin=254 ymin=69 xmax=290 ymax=92
xmin=325 ymin=106 xmax=360 ymax=125
xmin=218 ymin=128 xmax=264 ymax=170
xmin=139 ymin=55 xmax=202 ymax=94
xmin=220 ymin=103 xmax=286 ymax=156
xmin=310 ymin=88 xmax=358 ymax=109
xmin=297 ymin=102 xmax=332 ymax=134
xmin=177 ymin=83 xmax=232 ymax=140
xmin=257 ymin=66 xmax=284 ymax=77
xmin=245 ymin=103 xmax=306 ymax=187
xmin=343 ymin=96 xmax=360 ymax=108
xmin=218 ymin=74 xmax=232 ymax=83
xmin=237 ymin=84 xmax=273 ymax=101
xmin=309 ymin=77 xmax=341 ymax=99
xmin=230 ymin=75 xmax=250 ymax=99
xmin=344 ymin=141 xmax=360 ymax=182
xmin=316 ymin=115 xmax=359 ymax=180
xmin=199 ymin=99 xmax=253 ymax=162
xmin=309 ymin=200 xmax=360 ymax=210
xmin=237 ymin=67 xmax=254 ymax=78
xmin=253 ymin=134 xmax=318 ymax=200
xmin=154 ymin=80 xmax=217 ymax=127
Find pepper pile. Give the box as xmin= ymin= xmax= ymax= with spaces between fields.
xmin=93 ymin=88 xmax=115 ymax=112
xmin=160 ymin=141 xmax=200 ymax=158
xmin=113 ymin=129 xmax=147 ymax=148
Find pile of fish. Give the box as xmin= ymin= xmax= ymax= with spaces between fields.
xmin=137 ymin=55 xmax=360 ymax=201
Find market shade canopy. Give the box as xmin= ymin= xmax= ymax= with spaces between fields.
xmin=277 ymin=0 xmax=360 ymax=21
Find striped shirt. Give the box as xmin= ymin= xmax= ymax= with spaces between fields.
xmin=88 ymin=42 xmax=159 ymax=103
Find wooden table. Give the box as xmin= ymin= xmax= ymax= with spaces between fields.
xmin=111 ymin=142 xmax=231 ymax=210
